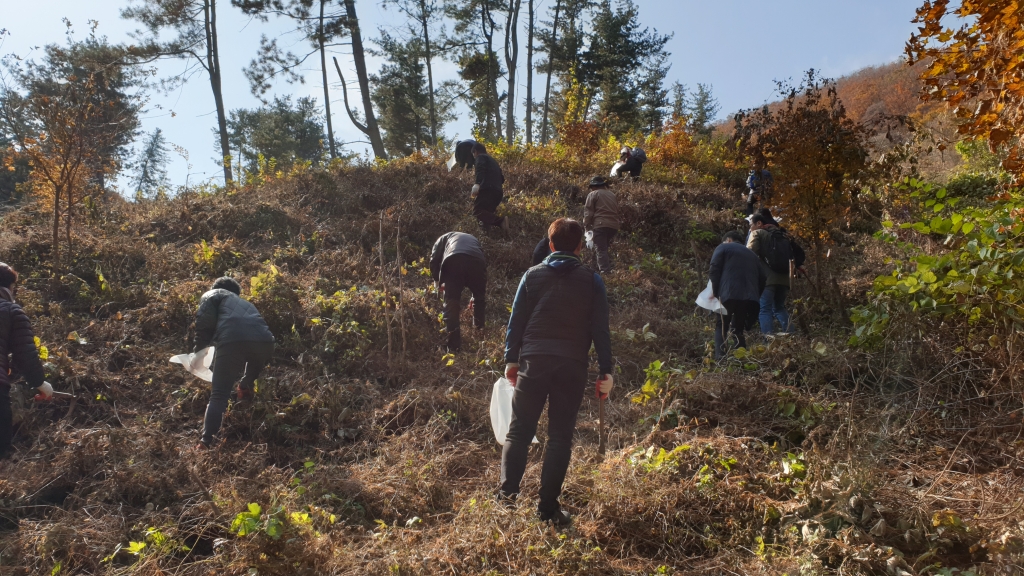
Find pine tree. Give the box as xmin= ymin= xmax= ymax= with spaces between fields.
xmin=371 ymin=33 xmax=432 ymax=157
xmin=132 ymin=128 xmax=170 ymax=199
xmin=686 ymin=83 xmax=720 ymax=138
xmin=226 ymin=96 xmax=327 ymax=173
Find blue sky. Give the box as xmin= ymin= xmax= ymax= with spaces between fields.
xmin=1 ymin=0 xmax=923 ymax=189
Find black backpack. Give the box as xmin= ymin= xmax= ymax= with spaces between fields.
xmin=763 ymin=228 xmax=795 ymax=275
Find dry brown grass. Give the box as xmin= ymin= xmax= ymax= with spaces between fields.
xmin=0 ymin=158 xmax=1021 ymax=575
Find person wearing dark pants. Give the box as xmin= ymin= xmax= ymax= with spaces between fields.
xmin=453 ymin=139 xmax=477 ymax=170
xmin=747 ymin=212 xmax=805 ymax=334
xmin=500 ymin=218 xmax=614 ymax=527
xmin=0 ymin=263 xmax=53 ymax=459
xmin=583 ymin=176 xmax=620 ymax=274
xmin=709 ymin=231 xmax=766 ymax=358
xmin=193 ymin=277 xmax=276 ymax=448
xmin=430 ymin=232 xmax=487 ymax=352
xmin=471 ymin=143 xmax=507 ymax=231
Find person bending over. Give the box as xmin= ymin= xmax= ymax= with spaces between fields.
xmin=430 ymin=232 xmax=487 ymax=352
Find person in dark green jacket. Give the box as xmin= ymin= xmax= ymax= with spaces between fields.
xmin=193 ymin=277 xmax=275 ymax=448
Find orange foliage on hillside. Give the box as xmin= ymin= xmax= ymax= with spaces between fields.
xmin=834 ymin=60 xmax=940 ymax=123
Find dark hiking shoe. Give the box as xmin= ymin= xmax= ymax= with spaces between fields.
xmin=495 ymin=491 xmax=517 ymax=509
xmin=539 ymin=509 xmax=572 ymax=527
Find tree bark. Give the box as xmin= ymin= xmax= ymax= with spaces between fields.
xmin=205 ymin=0 xmax=233 ymax=184
xmin=320 ymin=0 xmax=337 ymax=159
xmin=342 ymin=0 xmax=388 ymax=159
xmin=52 ymin=186 xmax=62 ymax=266
xmin=504 ymin=0 xmax=521 ymax=145
xmin=481 ymin=3 xmax=501 ymax=140
xmin=540 ymin=0 xmax=560 ymax=145
xmin=525 ymin=0 xmax=534 ymax=145
xmin=420 ymin=0 xmax=437 ymax=147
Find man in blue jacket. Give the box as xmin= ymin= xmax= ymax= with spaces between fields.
xmin=709 ymin=231 xmax=766 ymax=357
xmin=193 ymin=277 xmax=276 ymax=448
xmin=500 ymin=218 xmax=614 ymax=527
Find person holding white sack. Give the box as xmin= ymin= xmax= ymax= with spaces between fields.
xmin=582 ymin=175 xmax=620 ymax=274
xmin=708 ymin=231 xmax=766 ymax=358
xmin=192 ymin=277 xmax=275 ymax=448
xmin=500 ymin=218 xmax=613 ymax=527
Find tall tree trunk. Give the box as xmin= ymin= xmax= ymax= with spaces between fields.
xmin=205 ymin=0 xmax=233 ymax=184
xmin=342 ymin=0 xmax=388 ymax=159
xmin=420 ymin=0 xmax=437 ymax=147
xmin=504 ymin=0 xmax=521 ymax=145
xmin=52 ymin=186 xmax=62 ymax=267
xmin=482 ymin=4 xmax=501 ymax=140
xmin=525 ymin=0 xmax=534 ymax=145
xmin=540 ymin=0 xmax=560 ymax=145
xmin=319 ymin=0 xmax=337 ymax=159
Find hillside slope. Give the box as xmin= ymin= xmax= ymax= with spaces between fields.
xmin=0 ymin=158 xmax=1020 ymax=575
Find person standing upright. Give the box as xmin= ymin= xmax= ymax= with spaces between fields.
xmin=747 ymin=213 xmax=805 ymax=335
xmin=583 ymin=176 xmax=620 ymax=274
xmin=0 ymin=263 xmax=53 ymax=459
xmin=500 ymin=218 xmax=614 ymax=527
xmin=471 ymin=143 xmax=508 ymax=231
xmin=709 ymin=231 xmax=766 ymax=356
xmin=745 ymin=167 xmax=773 ymax=215
xmin=430 ymin=231 xmax=487 ymax=353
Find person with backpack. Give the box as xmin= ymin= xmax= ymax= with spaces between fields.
xmin=430 ymin=231 xmax=488 ymax=353
xmin=709 ymin=231 xmax=767 ymax=356
xmin=747 ymin=213 xmax=805 ymax=334
xmin=745 ymin=168 xmax=773 ymax=215
xmin=612 ymin=147 xmax=645 ymax=180
xmin=471 ymin=143 xmax=508 ymax=231
xmin=583 ymin=175 xmax=620 ymax=274
xmin=451 ymin=139 xmax=477 ymax=170
xmin=500 ymin=218 xmax=613 ymax=527
xmin=0 ymin=263 xmax=53 ymax=459
xmin=193 ymin=277 xmax=276 ymax=448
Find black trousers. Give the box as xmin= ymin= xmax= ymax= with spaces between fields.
xmin=713 ymin=299 xmax=760 ymax=357
xmin=202 ymin=340 xmax=275 ymax=443
xmin=500 ymin=355 xmax=587 ymax=518
xmin=0 ymin=383 xmax=12 ymax=457
xmin=473 ymin=193 xmax=505 ymax=229
xmin=441 ymin=254 xmax=487 ymax=351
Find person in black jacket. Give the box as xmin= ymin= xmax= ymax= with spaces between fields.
xmin=193 ymin=277 xmax=276 ymax=447
xmin=709 ymin=231 xmax=767 ymax=357
xmin=471 ymin=143 xmax=508 ymax=231
xmin=613 ymin=147 xmax=644 ymax=180
xmin=500 ymin=218 xmax=614 ymax=527
xmin=452 ymin=139 xmax=477 ymax=170
xmin=430 ymin=232 xmax=487 ymax=352
xmin=0 ymin=263 xmax=52 ymax=459
xmin=532 ymin=235 xmax=552 ymax=266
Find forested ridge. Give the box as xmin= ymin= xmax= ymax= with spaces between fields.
xmin=2 ymin=1 xmax=1024 ymax=575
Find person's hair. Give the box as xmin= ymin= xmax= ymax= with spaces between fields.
xmin=722 ymin=230 xmax=745 ymax=243
xmin=472 ymin=142 xmax=487 ymax=154
xmin=212 ymin=277 xmax=242 ymax=295
xmin=0 ymin=263 xmax=17 ymax=289
xmin=750 ymin=214 xmax=771 ymax=226
xmin=758 ymin=207 xmax=773 ymax=220
xmin=548 ymin=218 xmax=585 ymax=252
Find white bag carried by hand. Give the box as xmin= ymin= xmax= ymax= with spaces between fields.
xmin=585 ymin=230 xmax=595 ymax=250
xmin=489 ymin=377 xmax=538 ymax=446
xmin=169 ymin=346 xmax=215 ymax=382
xmin=446 ymin=153 xmax=458 ymax=171
xmin=696 ymin=280 xmax=727 ymax=314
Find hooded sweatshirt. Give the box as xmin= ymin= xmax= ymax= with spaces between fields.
xmin=505 ymin=252 xmax=613 ymax=374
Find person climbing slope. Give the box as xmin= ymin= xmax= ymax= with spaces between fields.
xmin=471 ymin=143 xmax=508 ymax=231
xmin=709 ymin=231 xmax=766 ymax=357
xmin=430 ymin=231 xmax=487 ymax=353
xmin=583 ymin=175 xmax=620 ymax=274
xmin=611 ymin=146 xmax=646 ymax=180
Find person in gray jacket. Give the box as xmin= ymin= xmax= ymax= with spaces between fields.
xmin=193 ymin=277 xmax=275 ymax=448
xmin=430 ymin=232 xmax=487 ymax=352
xmin=583 ymin=176 xmax=620 ymax=274
xmin=708 ymin=231 xmax=766 ymax=357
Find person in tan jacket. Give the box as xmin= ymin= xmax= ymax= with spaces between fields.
xmin=583 ymin=176 xmax=620 ymax=274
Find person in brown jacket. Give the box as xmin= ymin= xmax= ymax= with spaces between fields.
xmin=583 ymin=176 xmax=620 ymax=274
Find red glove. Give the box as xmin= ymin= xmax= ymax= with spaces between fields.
xmin=505 ymin=363 xmax=519 ymax=387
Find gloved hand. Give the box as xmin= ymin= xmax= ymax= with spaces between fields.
xmin=505 ymin=363 xmax=519 ymax=387
xmin=439 ymin=282 xmax=445 ymax=295
xmin=35 ymin=381 xmax=54 ymax=401
xmin=595 ymin=374 xmax=613 ymax=400
xmin=471 ymin=184 xmax=480 ymax=198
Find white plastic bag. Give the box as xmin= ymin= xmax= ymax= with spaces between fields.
xmin=585 ymin=229 xmax=595 ymax=250
xmin=695 ymin=280 xmax=727 ymax=314
xmin=609 ymin=161 xmax=625 ymax=178
xmin=446 ymin=153 xmax=458 ymax=171
xmin=169 ymin=346 xmax=215 ymax=382
xmin=489 ymin=378 xmax=538 ymax=446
